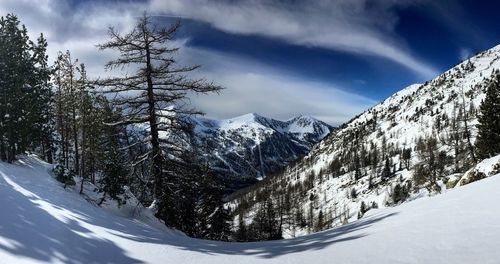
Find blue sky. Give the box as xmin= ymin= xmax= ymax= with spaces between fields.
xmin=1 ymin=0 xmax=499 ymax=124
xmin=175 ymin=0 xmax=500 ymax=100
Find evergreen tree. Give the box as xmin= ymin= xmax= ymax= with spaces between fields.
xmin=235 ymin=213 xmax=248 ymax=242
xmin=97 ymin=99 xmax=128 ymax=206
xmin=402 ymin=148 xmax=411 ymax=170
xmin=250 ymin=199 xmax=282 ymax=241
xmin=476 ymin=71 xmax=500 ymax=159
xmin=0 ymin=14 xmax=52 ymax=162
xmin=315 ymin=210 xmax=324 ymax=232
xmin=198 ymin=164 xmax=232 ymax=240
xmin=381 ymin=157 xmax=391 ymax=180
xmin=53 ymin=51 xmax=80 ymax=172
xmin=205 ymin=205 xmax=232 ymax=241
xmin=31 ymin=34 xmax=55 ymax=163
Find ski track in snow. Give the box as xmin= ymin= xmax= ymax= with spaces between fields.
xmin=1 ymin=156 xmax=500 ymax=263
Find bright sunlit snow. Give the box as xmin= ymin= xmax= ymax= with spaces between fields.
xmin=1 ymin=156 xmax=499 ymax=264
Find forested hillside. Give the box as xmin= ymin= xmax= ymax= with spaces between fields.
xmin=0 ymin=13 xmax=236 ymax=240
xmin=228 ymin=44 xmax=500 ymax=240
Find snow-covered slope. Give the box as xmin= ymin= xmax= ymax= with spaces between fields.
xmin=229 ymin=44 xmax=500 ymax=237
xmin=1 ymin=156 xmax=500 ymax=263
xmin=190 ymin=113 xmax=333 ymax=179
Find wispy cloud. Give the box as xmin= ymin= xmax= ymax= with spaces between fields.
xmin=179 ymin=46 xmax=376 ymax=125
xmin=149 ymin=0 xmax=440 ymax=78
xmin=0 ymin=0 xmax=386 ymax=124
xmin=459 ymin=48 xmax=472 ymax=61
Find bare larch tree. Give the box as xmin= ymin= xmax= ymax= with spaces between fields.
xmin=97 ymin=14 xmax=222 ymax=201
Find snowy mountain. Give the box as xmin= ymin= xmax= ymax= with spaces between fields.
xmin=229 ymin=44 xmax=500 ymax=238
xmin=189 ymin=113 xmax=333 ymax=179
xmin=2 ymin=155 xmax=500 ymax=264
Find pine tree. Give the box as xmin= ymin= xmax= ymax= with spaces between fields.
xmin=205 ymin=205 xmax=232 ymax=241
xmin=315 ymin=210 xmax=324 ymax=232
xmin=235 ymin=213 xmax=247 ymax=241
xmin=198 ymin=167 xmax=232 ymax=241
xmin=31 ymin=34 xmax=55 ymax=163
xmin=476 ymin=71 xmax=500 ymax=159
xmin=97 ymin=99 xmax=128 ymax=206
xmin=0 ymin=14 xmax=53 ymax=162
xmin=402 ymin=148 xmax=411 ymax=170
xmin=250 ymin=199 xmax=282 ymax=240
xmin=381 ymin=157 xmax=391 ymax=180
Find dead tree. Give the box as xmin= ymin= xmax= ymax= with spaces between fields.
xmin=97 ymin=14 xmax=222 ymax=201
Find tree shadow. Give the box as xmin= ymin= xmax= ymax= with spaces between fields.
xmin=0 ymin=156 xmax=398 ymax=261
xmin=168 ymin=212 xmax=397 ymax=259
xmin=0 ymin=163 xmax=144 ymax=264
xmin=0 ymin=158 xmax=166 ymax=243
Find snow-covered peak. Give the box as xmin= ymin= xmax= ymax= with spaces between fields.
xmin=193 ymin=113 xmax=332 ymax=139
xmin=186 ymin=113 xmax=334 ymax=180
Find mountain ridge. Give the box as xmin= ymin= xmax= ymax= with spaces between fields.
xmin=189 ymin=113 xmax=334 ymax=181
xmin=229 ymin=43 xmax=500 ymax=238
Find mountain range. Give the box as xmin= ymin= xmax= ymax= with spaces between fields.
xmin=191 ymin=113 xmax=333 ymax=180
xmin=228 ymin=44 xmax=500 ymax=238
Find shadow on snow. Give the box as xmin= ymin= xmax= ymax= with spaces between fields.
xmin=0 ymin=157 xmax=398 ymax=261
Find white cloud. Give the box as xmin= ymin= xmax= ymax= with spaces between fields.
xmin=0 ymin=0 xmax=140 ymax=75
xmin=0 ymin=0 xmax=381 ymax=124
xmin=179 ymin=47 xmax=376 ymax=125
xmin=0 ymin=0 xmax=439 ymax=79
xmin=149 ymin=0 xmax=439 ymax=78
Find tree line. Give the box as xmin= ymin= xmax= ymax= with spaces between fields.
xmin=0 ymin=13 xmax=231 ymax=241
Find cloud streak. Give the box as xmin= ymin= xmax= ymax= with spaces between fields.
xmin=0 ymin=0 xmax=392 ymax=124
xmin=179 ymin=46 xmax=376 ymax=125
xmin=149 ymin=0 xmax=439 ymax=78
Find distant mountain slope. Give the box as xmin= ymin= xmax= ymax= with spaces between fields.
xmin=191 ymin=113 xmax=333 ymax=179
xmin=229 ymin=44 xmax=500 ymax=237
xmin=2 ymin=156 xmax=500 ymax=264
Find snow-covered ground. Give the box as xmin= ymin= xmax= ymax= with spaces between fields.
xmin=229 ymin=43 xmax=500 ymax=236
xmin=1 ymin=156 xmax=499 ymax=263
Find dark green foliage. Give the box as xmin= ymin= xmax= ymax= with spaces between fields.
xmin=247 ymin=199 xmax=282 ymax=241
xmin=476 ymin=71 xmax=500 ymax=159
xmin=97 ymin=102 xmax=128 ymax=206
xmin=155 ymin=154 xmax=232 ymax=240
xmin=199 ymin=169 xmax=232 ymax=241
xmin=235 ymin=214 xmax=248 ymax=242
xmin=0 ymin=14 xmax=52 ymax=162
xmin=413 ymin=164 xmax=430 ymax=187
xmin=391 ymin=183 xmax=409 ymax=204
xmin=315 ymin=210 xmax=324 ymax=231
xmin=53 ymin=163 xmax=75 ymax=187
xmin=402 ymin=148 xmax=412 ymax=169
xmin=381 ymin=157 xmax=392 ymax=180
xmin=357 ymin=201 xmax=368 ymax=219
xmin=205 ymin=205 xmax=233 ymax=241
xmin=416 ymin=136 xmax=441 ymax=186
xmin=98 ymin=146 xmax=128 ymax=206
xmin=350 ymin=187 xmax=357 ymax=199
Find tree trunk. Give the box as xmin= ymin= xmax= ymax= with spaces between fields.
xmin=144 ymin=38 xmax=162 ymax=198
